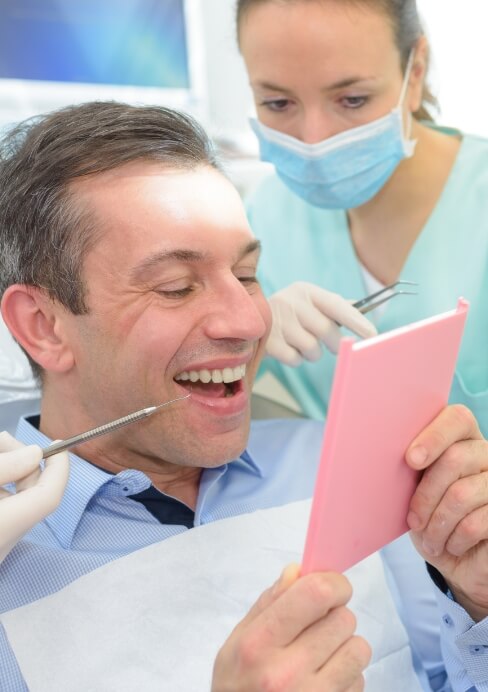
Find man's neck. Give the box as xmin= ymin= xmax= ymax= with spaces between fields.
xmin=38 ymin=390 xmax=203 ymax=509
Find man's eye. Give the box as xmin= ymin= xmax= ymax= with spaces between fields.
xmin=156 ymin=287 xmax=193 ymax=299
xmin=260 ymin=99 xmax=291 ymax=112
xmin=238 ymin=276 xmax=259 ymax=288
xmin=341 ymin=95 xmax=368 ymax=109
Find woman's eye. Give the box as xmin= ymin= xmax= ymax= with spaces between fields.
xmin=260 ymin=98 xmax=291 ymax=112
xmin=341 ymin=95 xmax=368 ymax=109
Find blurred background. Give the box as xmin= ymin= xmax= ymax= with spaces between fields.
xmin=1 ymin=0 xmax=487 ymax=198
xmin=0 ymin=0 xmax=486 ymax=419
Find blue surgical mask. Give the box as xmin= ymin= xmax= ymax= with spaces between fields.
xmin=250 ymin=53 xmax=416 ymax=209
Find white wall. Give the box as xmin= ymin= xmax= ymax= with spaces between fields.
xmin=417 ymin=1 xmax=488 ymax=135
xmin=202 ymin=0 xmax=488 ymax=140
xmin=199 ymin=0 xmax=252 ymax=142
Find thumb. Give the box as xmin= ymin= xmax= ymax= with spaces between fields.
xmin=238 ymin=563 xmax=301 ymax=628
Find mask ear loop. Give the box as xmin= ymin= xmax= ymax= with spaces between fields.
xmin=397 ymin=49 xmax=416 ymax=145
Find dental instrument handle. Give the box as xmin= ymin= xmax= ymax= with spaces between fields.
xmin=41 ymin=393 xmax=191 ymax=459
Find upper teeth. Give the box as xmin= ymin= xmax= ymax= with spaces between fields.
xmin=175 ymin=364 xmax=246 ymax=384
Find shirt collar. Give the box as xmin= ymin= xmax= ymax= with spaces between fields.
xmin=16 ymin=416 xmax=119 ymax=547
xmin=15 ymin=416 xmax=263 ymax=544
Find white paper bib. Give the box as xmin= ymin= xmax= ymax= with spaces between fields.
xmin=2 ymin=500 xmax=422 ymax=691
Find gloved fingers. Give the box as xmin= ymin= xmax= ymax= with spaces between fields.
xmin=310 ymin=288 xmax=377 ymax=339
xmin=265 ymin=332 xmax=304 ymax=366
xmin=0 ymin=431 xmax=27 ymax=453
xmin=37 ymin=451 xmax=70 ymax=502
xmin=267 ymin=301 xmax=311 ymax=365
xmin=0 ymin=444 xmax=43 ymax=485
xmin=0 ymin=450 xmax=69 ymax=527
xmin=0 ymin=491 xmax=51 ymax=561
xmin=279 ymin=320 xmax=323 ymax=362
xmin=295 ymin=308 xmax=344 ymax=355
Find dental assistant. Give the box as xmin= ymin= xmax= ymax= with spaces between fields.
xmin=237 ymin=0 xmax=488 ymax=433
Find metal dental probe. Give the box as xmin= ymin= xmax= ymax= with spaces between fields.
xmin=41 ymin=393 xmax=191 ymax=459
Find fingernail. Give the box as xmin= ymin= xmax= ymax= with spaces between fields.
xmin=407 ymin=511 xmax=421 ymax=530
xmin=271 ymin=564 xmax=299 ymax=596
xmin=409 ymin=446 xmax=428 ymax=468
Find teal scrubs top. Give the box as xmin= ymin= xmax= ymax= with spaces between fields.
xmin=246 ymin=132 xmax=488 ymax=436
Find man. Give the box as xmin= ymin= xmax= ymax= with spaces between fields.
xmin=0 ymin=102 xmax=487 ymax=691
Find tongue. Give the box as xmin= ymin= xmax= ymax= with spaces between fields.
xmin=183 ymin=381 xmax=227 ymax=398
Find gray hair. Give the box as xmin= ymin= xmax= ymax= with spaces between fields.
xmin=0 ymin=101 xmax=221 ymax=378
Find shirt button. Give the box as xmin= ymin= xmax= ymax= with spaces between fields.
xmin=123 ymin=486 xmax=129 ymax=493
xmin=469 ymin=645 xmax=488 ymax=655
xmin=442 ymin=614 xmax=454 ymax=627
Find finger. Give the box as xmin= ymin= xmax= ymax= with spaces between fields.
xmin=446 ymin=503 xmax=488 ymax=557
xmin=291 ymin=605 xmax=357 ymax=672
xmin=0 ymin=431 xmax=27 ymax=453
xmin=280 ymin=319 xmax=323 ymax=362
xmin=0 ymin=450 xmax=69 ymax=531
xmin=16 ymin=441 xmax=67 ymax=492
xmin=314 ymin=635 xmax=371 ymax=691
xmin=406 ymin=405 xmax=483 ymax=471
xmin=37 ymin=450 xmax=70 ymax=502
xmin=344 ymin=679 xmax=366 ymax=692
xmin=240 ymin=605 xmax=359 ymax=691
xmin=0 ymin=445 xmax=43 ymax=485
xmin=265 ymin=335 xmax=303 ymax=366
xmin=309 ymin=289 xmax=377 ymax=339
xmin=253 ymin=572 xmax=352 ymax=648
xmin=295 ymin=308 xmax=343 ymax=355
xmin=407 ymin=438 xmax=487 ymax=531
xmin=236 ymin=564 xmax=301 ymax=629
xmin=417 ymin=469 xmax=488 ymax=557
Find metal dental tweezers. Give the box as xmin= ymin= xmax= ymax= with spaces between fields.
xmin=353 ymin=280 xmax=418 ymax=315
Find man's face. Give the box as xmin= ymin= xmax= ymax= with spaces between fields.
xmin=60 ymin=162 xmax=271 ymax=470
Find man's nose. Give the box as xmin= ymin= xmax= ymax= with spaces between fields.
xmin=204 ymin=280 xmax=269 ymax=342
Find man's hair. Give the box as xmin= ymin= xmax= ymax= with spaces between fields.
xmin=0 ymin=101 xmax=221 ymax=378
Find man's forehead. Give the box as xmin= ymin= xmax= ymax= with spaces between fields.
xmin=73 ymin=159 xmax=228 ymax=194
xmin=73 ymin=160 xmax=248 ymax=226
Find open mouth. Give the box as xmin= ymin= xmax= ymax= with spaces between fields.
xmin=174 ymin=364 xmax=246 ymax=399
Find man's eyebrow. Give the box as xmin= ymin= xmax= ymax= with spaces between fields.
xmin=130 ymin=240 xmax=261 ymax=283
xmin=239 ymin=239 xmax=261 ymax=260
xmin=130 ymin=249 xmax=205 ymax=283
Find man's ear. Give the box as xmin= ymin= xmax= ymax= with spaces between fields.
xmin=1 ymin=285 xmax=75 ymax=373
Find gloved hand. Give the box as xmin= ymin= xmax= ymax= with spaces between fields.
xmin=0 ymin=431 xmax=69 ymax=563
xmin=266 ymin=282 xmax=378 ymax=366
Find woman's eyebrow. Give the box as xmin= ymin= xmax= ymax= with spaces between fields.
xmin=326 ymin=76 xmax=377 ymax=90
xmin=254 ymin=76 xmax=376 ymax=93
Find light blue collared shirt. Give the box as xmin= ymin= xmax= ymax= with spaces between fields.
xmin=1 ymin=416 xmax=487 ymax=690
